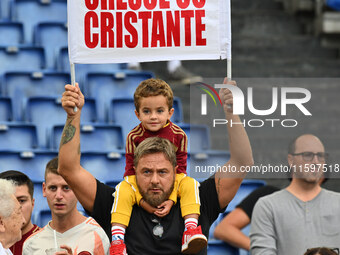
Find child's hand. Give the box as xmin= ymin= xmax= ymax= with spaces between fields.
xmin=154 ymin=200 xmax=174 ymax=218
xmin=140 ymin=199 xmax=157 ymax=214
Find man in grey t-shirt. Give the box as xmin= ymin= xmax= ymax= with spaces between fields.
xmin=250 ymin=134 xmax=340 ymax=255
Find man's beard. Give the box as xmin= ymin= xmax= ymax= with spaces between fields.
xmin=294 ymin=164 xmax=323 ymax=184
xmin=138 ymin=179 xmax=175 ymax=208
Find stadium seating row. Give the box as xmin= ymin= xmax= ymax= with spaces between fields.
xmin=10 ymin=0 xmax=67 ymax=44
xmin=0 ymin=21 xmax=68 ymax=68
xmin=0 ymin=120 xmax=215 ymax=154
xmin=0 ymin=96 xmax=185 ymax=146
xmin=0 ymin=71 xmax=155 ymax=121
xmin=0 ymin=149 xmax=234 ymax=184
xmin=0 ymin=45 xmax=130 ymax=77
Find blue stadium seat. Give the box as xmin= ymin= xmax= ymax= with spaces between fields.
xmin=25 ymin=96 xmax=97 ymax=148
xmin=0 ymin=150 xmax=58 ymax=182
xmin=32 ymin=206 xmax=88 ymax=228
xmin=3 ymin=71 xmax=70 ymax=121
xmin=84 ymin=71 xmax=154 ymax=122
xmin=108 ymin=97 xmax=182 ymax=139
xmin=208 ymin=213 xmax=250 ymax=255
xmin=32 ymin=209 xmax=51 ymax=227
xmin=0 ymin=97 xmax=13 ymax=121
xmin=0 ymin=123 xmax=38 ymax=150
xmin=172 ymin=97 xmax=184 ymax=123
xmin=226 ymin=179 xmax=266 ymax=212
xmin=208 ymin=213 xmax=241 ymax=254
xmin=10 ymin=0 xmax=67 ymax=43
xmin=208 ymin=213 xmax=225 ymax=239
xmin=208 ymin=213 xmax=245 ymax=255
xmin=81 ymin=152 xmax=125 ymax=183
xmin=207 ymin=239 xmax=240 ymax=255
xmin=0 ymin=0 xmax=12 ymax=20
xmin=0 ymin=46 xmax=45 ymax=74
xmin=57 ymin=47 xmax=128 ymax=84
xmin=34 ymin=22 xmax=67 ymax=69
xmin=207 ymin=212 xmax=249 ymax=255
xmin=326 ymin=0 xmax=340 ymax=11
xmin=31 ymin=182 xmax=49 ymax=227
xmin=85 ymin=71 xmax=154 ymax=99
xmin=25 ymin=96 xmax=66 ymax=148
xmin=32 ymin=181 xmax=49 ymax=216
xmin=50 ymin=124 xmax=124 ymax=152
xmin=188 ymin=150 xmax=230 ymax=179
xmin=178 ymin=123 xmax=210 ymax=152
xmin=0 ymin=21 xmax=24 ymax=45
xmin=105 ymin=180 xmax=120 ymax=189
xmin=108 ymin=98 xmax=139 ymax=139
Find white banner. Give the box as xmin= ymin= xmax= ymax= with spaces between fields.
xmin=68 ymin=0 xmax=231 ymax=63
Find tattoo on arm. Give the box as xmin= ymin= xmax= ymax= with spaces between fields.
xmin=77 ymin=124 xmax=81 ymax=154
xmin=60 ymin=118 xmax=76 ymax=147
xmin=217 ymin=177 xmax=221 ymax=195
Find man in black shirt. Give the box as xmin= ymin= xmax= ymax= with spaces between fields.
xmin=57 ymin=78 xmax=253 ymax=254
xmin=214 ymin=185 xmax=279 ymax=251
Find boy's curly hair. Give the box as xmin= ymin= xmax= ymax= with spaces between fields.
xmin=134 ymin=78 xmax=173 ymax=112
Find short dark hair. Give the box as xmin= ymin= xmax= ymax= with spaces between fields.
xmin=45 ymin=157 xmax=59 ymax=180
xmin=304 ymin=247 xmax=338 ymax=255
xmin=288 ymin=135 xmax=300 ymax=154
xmin=0 ymin=170 xmax=34 ymax=198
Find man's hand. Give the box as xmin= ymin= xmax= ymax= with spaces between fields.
xmin=61 ymin=83 xmax=85 ymax=116
xmin=219 ymin=78 xmax=236 ymax=113
xmin=154 ymin=200 xmax=174 ymax=218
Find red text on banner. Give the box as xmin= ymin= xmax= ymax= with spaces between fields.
xmin=84 ymin=10 xmax=206 ymax=49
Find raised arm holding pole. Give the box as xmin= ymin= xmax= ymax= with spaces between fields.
xmin=58 ymin=83 xmax=96 ymax=213
xmin=214 ymin=78 xmax=253 ymax=209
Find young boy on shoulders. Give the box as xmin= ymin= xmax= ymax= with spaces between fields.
xmin=110 ymin=78 xmax=207 ymax=255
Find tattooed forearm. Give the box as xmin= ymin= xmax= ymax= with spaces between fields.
xmin=60 ymin=118 xmax=76 ymax=147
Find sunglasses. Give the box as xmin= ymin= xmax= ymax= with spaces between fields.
xmin=151 ymin=218 xmax=164 ymax=238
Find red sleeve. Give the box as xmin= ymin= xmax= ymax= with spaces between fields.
xmin=124 ymin=152 xmax=135 ymax=177
xmin=124 ymin=132 xmax=136 ymax=177
xmin=176 ymin=151 xmax=187 ymax=174
xmin=176 ymin=132 xmax=188 ymax=174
